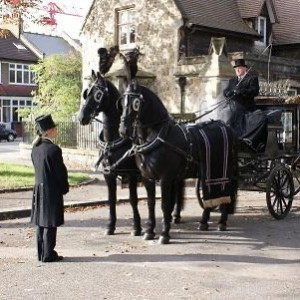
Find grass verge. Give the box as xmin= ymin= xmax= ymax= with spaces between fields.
xmin=0 ymin=162 xmax=90 ymax=190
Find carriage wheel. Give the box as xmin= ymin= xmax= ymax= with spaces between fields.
xmin=266 ymin=164 xmax=294 ymax=220
xmin=195 ymin=178 xmax=204 ymax=209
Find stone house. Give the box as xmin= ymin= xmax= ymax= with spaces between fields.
xmin=81 ymin=0 xmax=300 ymax=119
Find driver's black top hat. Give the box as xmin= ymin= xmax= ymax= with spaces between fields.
xmin=233 ymin=59 xmax=247 ymax=68
xmin=35 ymin=114 xmax=56 ymax=134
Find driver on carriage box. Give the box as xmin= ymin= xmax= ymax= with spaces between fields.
xmin=223 ymin=59 xmax=260 ymax=137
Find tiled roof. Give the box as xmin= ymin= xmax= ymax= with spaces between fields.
xmin=236 ymin=0 xmax=265 ymax=18
xmin=272 ymin=0 xmax=300 ymax=45
xmin=23 ymin=32 xmax=78 ymax=57
xmin=174 ymin=0 xmax=259 ymax=37
xmin=0 ymin=31 xmax=39 ymax=62
xmin=0 ymin=85 xmax=36 ymax=97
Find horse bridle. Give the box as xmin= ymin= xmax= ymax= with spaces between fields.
xmin=83 ymin=79 xmax=109 ymax=120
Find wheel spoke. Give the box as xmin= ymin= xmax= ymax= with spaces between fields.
xmin=279 ymin=174 xmax=288 ymax=189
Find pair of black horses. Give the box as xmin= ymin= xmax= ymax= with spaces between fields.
xmin=78 ymin=51 xmax=238 ymax=244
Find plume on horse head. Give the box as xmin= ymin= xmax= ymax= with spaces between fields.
xmin=98 ymin=46 xmax=119 ymax=75
xmin=120 ymin=48 xmax=142 ymax=82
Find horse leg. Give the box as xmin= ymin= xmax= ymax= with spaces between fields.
xmin=172 ymin=179 xmax=185 ymax=224
xmin=159 ymin=180 xmax=173 ymax=244
xmin=143 ymin=178 xmax=156 ymax=240
xmin=104 ymin=174 xmax=117 ymax=235
xmin=198 ymin=208 xmax=211 ymax=231
xmin=128 ymin=174 xmax=142 ymax=236
xmin=218 ymin=203 xmax=228 ymax=231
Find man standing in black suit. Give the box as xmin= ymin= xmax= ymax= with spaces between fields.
xmin=31 ymin=114 xmax=69 ymax=262
xmin=223 ymin=59 xmax=260 ymax=136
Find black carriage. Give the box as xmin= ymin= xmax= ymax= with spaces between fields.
xmin=230 ymin=96 xmax=300 ymax=219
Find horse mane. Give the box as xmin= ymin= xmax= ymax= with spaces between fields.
xmin=105 ymin=78 xmax=121 ymax=102
xmin=140 ymin=85 xmax=170 ymax=127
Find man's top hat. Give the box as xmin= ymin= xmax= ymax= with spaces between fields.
xmin=35 ymin=114 xmax=56 ymax=134
xmin=233 ymin=58 xmax=247 ymax=68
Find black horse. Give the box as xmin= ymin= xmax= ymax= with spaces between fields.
xmin=79 ymin=66 xmax=186 ymax=240
xmin=78 ymin=70 xmax=157 ymax=237
xmin=119 ymin=79 xmax=238 ymax=244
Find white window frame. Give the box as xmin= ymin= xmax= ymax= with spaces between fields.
xmin=117 ymin=8 xmax=136 ymax=50
xmin=0 ymin=62 xmax=2 ymax=83
xmin=9 ymin=63 xmax=36 ymax=85
xmin=256 ymin=16 xmax=267 ymax=45
xmin=0 ymin=97 xmax=33 ymax=124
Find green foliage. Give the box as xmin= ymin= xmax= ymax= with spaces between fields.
xmin=19 ymin=53 xmax=82 ymax=121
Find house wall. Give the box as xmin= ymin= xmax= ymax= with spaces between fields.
xmin=1 ymin=63 xmax=9 ymax=84
xmin=81 ymin=0 xmax=184 ymax=112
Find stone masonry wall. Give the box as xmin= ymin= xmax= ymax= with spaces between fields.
xmin=81 ymin=0 xmax=183 ymax=112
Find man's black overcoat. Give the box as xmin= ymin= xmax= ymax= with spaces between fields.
xmin=223 ymin=74 xmax=259 ymax=111
xmin=31 ymin=138 xmax=69 ymax=227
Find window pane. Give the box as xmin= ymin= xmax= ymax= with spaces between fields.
xmin=9 ymin=64 xmax=15 ymax=69
xmin=120 ymin=26 xmax=127 ymax=44
xmin=3 ymin=100 xmax=10 ymax=105
xmin=3 ymin=107 xmax=11 ymax=122
xmin=10 ymin=70 xmax=16 ymax=82
xmin=19 ymin=100 xmax=25 ymax=105
xmin=26 ymin=100 xmax=32 ymax=106
xmin=24 ymin=71 xmax=29 ymax=83
xmin=17 ymin=64 xmax=22 ymax=70
xmin=13 ymin=107 xmax=18 ymax=122
xmin=30 ymin=72 xmax=36 ymax=84
xmin=13 ymin=100 xmax=18 ymax=106
xmin=130 ymin=25 xmax=135 ymax=43
xmin=119 ymin=11 xmax=127 ymax=24
xmin=24 ymin=65 xmax=29 ymax=70
xmin=17 ymin=71 xmax=22 ymax=83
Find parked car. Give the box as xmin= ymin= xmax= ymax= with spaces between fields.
xmin=0 ymin=125 xmax=17 ymax=142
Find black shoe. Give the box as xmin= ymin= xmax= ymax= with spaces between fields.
xmin=43 ymin=255 xmax=63 ymax=263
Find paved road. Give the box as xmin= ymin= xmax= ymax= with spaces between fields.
xmin=0 ymin=191 xmax=299 ymax=299
xmin=0 ymin=142 xmax=299 ymax=299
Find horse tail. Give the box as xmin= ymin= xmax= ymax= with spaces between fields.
xmin=228 ymin=134 xmax=239 ymax=214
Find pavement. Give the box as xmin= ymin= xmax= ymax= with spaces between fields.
xmin=1 ymin=148 xmax=300 ymax=299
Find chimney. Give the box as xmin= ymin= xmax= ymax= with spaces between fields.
xmin=1 ymin=16 xmax=23 ymax=38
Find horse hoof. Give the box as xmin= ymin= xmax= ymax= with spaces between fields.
xmin=198 ymin=223 xmax=209 ymax=231
xmin=173 ymin=217 xmax=181 ymax=224
xmin=218 ymin=223 xmax=227 ymax=231
xmin=105 ymin=228 xmax=115 ymax=235
xmin=131 ymin=229 xmax=142 ymax=236
xmin=158 ymin=235 xmax=170 ymax=244
xmin=143 ymin=232 xmax=155 ymax=240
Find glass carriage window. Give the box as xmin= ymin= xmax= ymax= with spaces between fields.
xmin=281 ymin=111 xmax=293 ymax=144
xmin=117 ymin=8 xmax=136 ymax=49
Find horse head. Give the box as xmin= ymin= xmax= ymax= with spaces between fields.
xmin=78 ymin=46 xmax=120 ymax=125
xmin=78 ymin=70 xmax=112 ymax=125
xmin=119 ymin=80 xmax=170 ymax=139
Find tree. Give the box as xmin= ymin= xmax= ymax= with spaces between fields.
xmin=0 ymin=0 xmax=42 ymax=38
xmin=19 ymin=53 xmax=82 ymax=121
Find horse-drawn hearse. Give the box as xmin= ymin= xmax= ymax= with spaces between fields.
xmin=79 ymin=47 xmax=299 ymax=244
xmin=228 ymin=95 xmax=300 ymax=220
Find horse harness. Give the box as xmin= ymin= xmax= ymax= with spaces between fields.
xmin=94 ymin=131 xmax=137 ymax=174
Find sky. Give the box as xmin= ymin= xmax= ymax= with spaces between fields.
xmin=24 ymin=0 xmax=93 ymax=39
